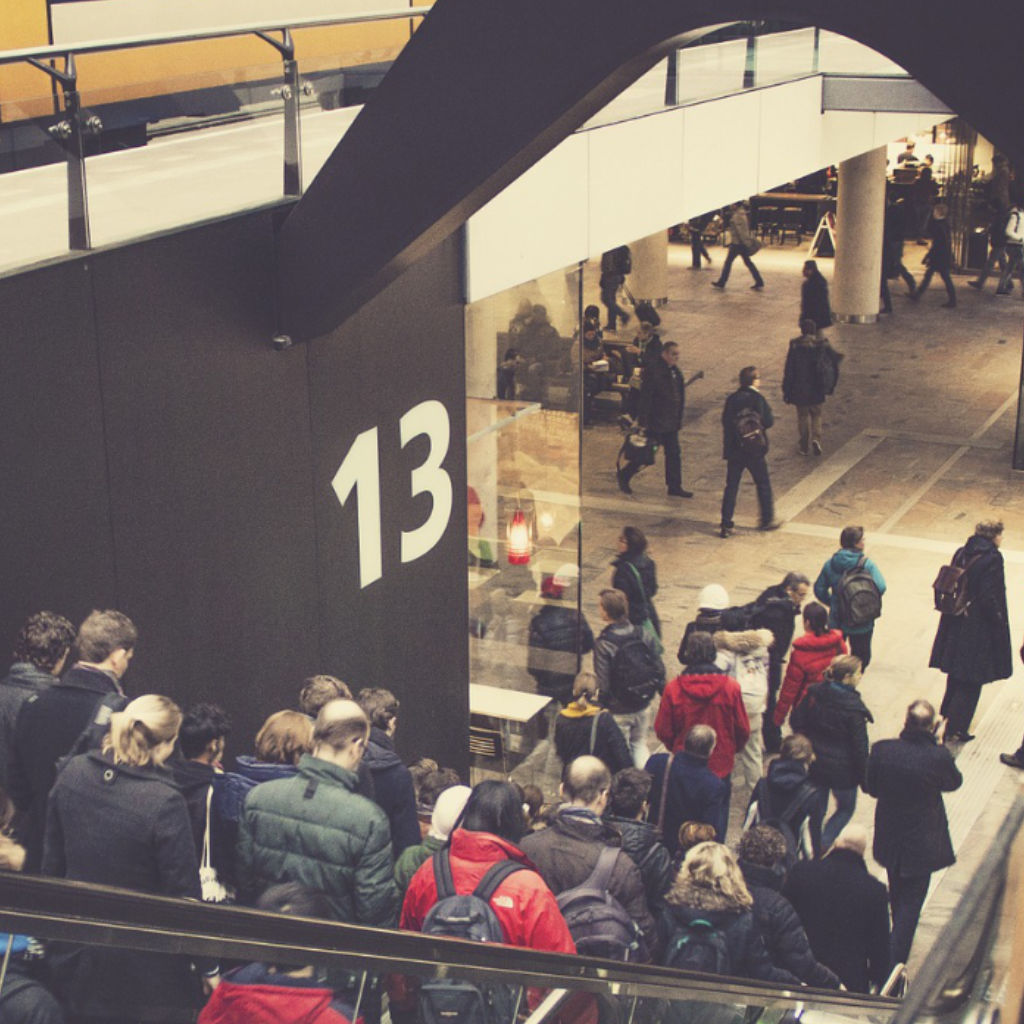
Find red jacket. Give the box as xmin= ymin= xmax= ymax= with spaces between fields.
xmin=773 ymin=630 xmax=847 ymax=727
xmin=654 ymin=665 xmax=750 ymax=778
xmin=198 ymin=965 xmax=358 ymax=1024
xmin=400 ymin=828 xmax=575 ymax=953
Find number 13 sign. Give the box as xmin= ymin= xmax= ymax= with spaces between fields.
xmin=331 ymin=400 xmax=453 ymax=588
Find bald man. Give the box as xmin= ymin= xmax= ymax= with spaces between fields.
xmin=521 ymin=756 xmax=657 ymax=960
xmin=237 ymin=699 xmax=398 ymax=926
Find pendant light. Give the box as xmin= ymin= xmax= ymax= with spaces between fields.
xmin=507 ymin=507 xmax=531 ymax=564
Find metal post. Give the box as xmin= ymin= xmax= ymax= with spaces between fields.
xmin=1012 ymin=331 xmax=1024 ymax=470
xmin=258 ymin=29 xmax=304 ymax=197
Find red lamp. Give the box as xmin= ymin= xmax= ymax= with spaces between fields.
xmin=507 ymin=508 xmax=531 ymax=564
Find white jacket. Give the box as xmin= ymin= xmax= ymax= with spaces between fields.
xmin=713 ymin=628 xmax=773 ymax=715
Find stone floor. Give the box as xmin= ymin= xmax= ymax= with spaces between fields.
xmin=571 ymin=237 xmax=1024 ymax=980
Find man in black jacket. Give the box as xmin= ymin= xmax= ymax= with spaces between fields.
xmin=619 ymin=341 xmax=691 ymax=497
xmin=720 ymin=365 xmax=778 ymax=537
xmin=865 ymin=700 xmax=962 ymax=966
xmin=604 ymin=767 xmax=673 ymax=907
xmin=9 ymin=609 xmax=135 ymax=871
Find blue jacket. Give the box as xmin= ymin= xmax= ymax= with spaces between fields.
xmin=362 ymin=728 xmax=421 ymax=856
xmin=813 ymin=548 xmax=886 ymax=635
xmin=645 ymin=750 xmax=729 ymax=851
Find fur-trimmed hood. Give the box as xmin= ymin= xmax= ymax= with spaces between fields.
xmin=664 ymin=875 xmax=751 ymax=913
xmin=713 ymin=628 xmax=773 ymax=655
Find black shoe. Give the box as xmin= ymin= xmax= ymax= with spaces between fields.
xmin=719 ymin=525 xmax=733 ymax=538
xmin=1000 ymin=752 xmax=1024 ymax=768
xmin=616 ymin=469 xmax=632 ymax=495
xmin=812 ymin=440 xmax=822 ymax=456
xmin=759 ymin=519 xmax=782 ymax=531
xmin=711 ymin=280 xmax=725 ymax=289
xmin=967 ymin=280 xmax=982 ymax=290
xmin=751 ymin=282 xmax=764 ymax=290
xmin=668 ymin=488 xmax=694 ymax=498
xmin=950 ymin=732 xmax=975 ymax=743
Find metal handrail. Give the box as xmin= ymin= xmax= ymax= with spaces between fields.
xmin=0 ymin=7 xmax=427 ymax=65
xmin=0 ymin=871 xmax=899 ymax=1012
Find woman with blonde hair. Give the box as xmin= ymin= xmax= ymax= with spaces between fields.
xmin=791 ymin=654 xmax=873 ymax=851
xmin=42 ymin=694 xmax=210 ymax=1022
xmin=658 ymin=841 xmax=797 ymax=982
xmin=553 ymin=670 xmax=631 ymax=774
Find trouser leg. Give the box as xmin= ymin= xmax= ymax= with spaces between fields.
xmin=740 ymin=250 xmax=764 ymax=286
xmin=748 ymin=455 xmax=774 ymax=525
xmin=797 ymin=407 xmax=810 ymax=452
xmin=732 ymin=713 xmax=763 ymax=803
xmin=943 ymin=676 xmax=982 ymax=736
xmin=888 ymin=871 xmax=931 ymax=965
xmin=720 ymin=458 xmax=744 ymax=527
xmin=809 ymin=404 xmax=823 ymax=446
xmin=656 ymin=430 xmax=682 ymax=492
xmin=917 ymin=267 xmax=934 ymax=296
xmin=821 ymin=785 xmax=857 ymax=849
xmin=846 ymin=630 xmax=873 ymax=669
xmin=717 ymin=247 xmax=739 ymax=284
xmin=898 ymin=263 xmax=916 ymax=292
xmin=880 ymin=275 xmax=893 ymax=313
xmin=939 ymin=269 xmax=956 ymax=304
xmin=762 ymin=657 xmax=782 ymax=754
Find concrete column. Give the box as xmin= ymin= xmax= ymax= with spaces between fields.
xmin=628 ymin=231 xmax=669 ymax=306
xmin=833 ymin=146 xmax=887 ymax=324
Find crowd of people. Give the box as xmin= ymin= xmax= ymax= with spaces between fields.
xmin=0 ymin=510 xmax=1015 ymax=1022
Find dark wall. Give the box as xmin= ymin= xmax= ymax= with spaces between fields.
xmin=0 ymin=210 xmax=468 ymax=774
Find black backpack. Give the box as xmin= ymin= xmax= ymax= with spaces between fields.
xmin=816 ymin=345 xmax=840 ymax=395
xmin=608 ymin=628 xmax=662 ymax=711
xmin=734 ymin=406 xmax=768 ymax=457
xmin=833 ymin=554 xmax=882 ymax=628
xmin=663 ymin=916 xmax=731 ymax=975
xmin=419 ymin=850 xmax=528 ymax=1024
xmin=744 ymin=778 xmax=817 ymax=866
xmin=933 ymin=550 xmax=982 ymax=616
xmin=555 ymin=846 xmax=642 ymax=961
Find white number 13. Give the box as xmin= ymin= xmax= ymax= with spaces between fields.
xmin=331 ymin=400 xmax=453 ymax=588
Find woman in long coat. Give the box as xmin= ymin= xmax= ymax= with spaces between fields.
xmin=930 ymin=520 xmax=1013 ymax=741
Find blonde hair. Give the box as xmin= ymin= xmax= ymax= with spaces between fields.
xmin=824 ymin=654 xmax=862 ymax=687
xmin=102 ymin=694 xmax=182 ymax=767
xmin=672 ymin=841 xmax=753 ymax=909
xmin=569 ymin=671 xmax=599 ymax=709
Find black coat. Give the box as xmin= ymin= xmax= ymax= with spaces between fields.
xmin=722 ymin=387 xmax=774 ymax=460
xmin=527 ymin=604 xmax=595 ymax=705
xmin=800 ymin=271 xmax=832 ymax=331
xmin=363 ymin=727 xmax=421 ymax=856
xmin=783 ymin=849 xmax=891 ymax=993
xmin=605 ymin=814 xmax=675 ymax=907
xmin=8 ymin=664 xmax=126 ymax=871
xmin=926 ymin=217 xmax=953 ymax=270
xmin=645 ymin=750 xmax=730 ymax=849
xmin=0 ymin=662 xmax=55 ymax=791
xmin=638 ymin=356 xmax=685 ymax=433
xmin=554 ymin=708 xmax=632 ymax=775
xmin=42 ymin=751 xmax=202 ymax=1020
xmin=753 ymin=584 xmax=801 ymax=680
xmin=612 ymin=552 xmax=660 ymax=634
xmin=865 ymin=728 xmax=962 ymax=876
xmin=782 ymin=336 xmax=830 ymax=406
xmin=929 ymin=535 xmax=1013 ymax=684
xmin=167 ymin=753 xmax=216 ymax=861
xmin=790 ymin=680 xmax=873 ymax=790
xmin=738 ymin=859 xmax=841 ymax=989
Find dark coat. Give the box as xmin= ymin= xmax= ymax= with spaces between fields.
xmin=790 ymin=680 xmax=873 ymax=790
xmin=167 ymin=752 xmax=215 ymax=861
xmin=612 ymin=552 xmax=660 ymax=634
xmin=738 ymin=859 xmax=841 ymax=989
xmin=753 ymin=583 xmax=801 ymax=680
xmin=929 ymin=535 xmax=1012 ymax=685
xmin=645 ymin=750 xmax=730 ymax=849
xmin=520 ymin=805 xmax=657 ymax=960
xmin=926 ymin=217 xmax=953 ymax=270
xmin=782 ymin=335 xmax=829 ymax=406
xmin=42 ymin=751 xmax=202 ymax=1020
xmin=362 ymin=727 xmax=421 ymax=856
xmin=8 ymin=664 xmax=126 ymax=871
xmin=604 ymin=814 xmax=674 ymax=907
xmin=722 ymin=386 xmax=773 ymax=460
xmin=800 ymin=271 xmax=832 ymax=332
xmin=0 ymin=662 xmax=55 ymax=791
xmin=527 ymin=604 xmax=595 ymax=705
xmin=783 ymin=849 xmax=891 ymax=993
xmin=865 ymin=728 xmax=962 ymax=877
xmin=554 ymin=707 xmax=632 ymax=775
xmin=748 ymin=756 xmax=823 ymax=857
xmin=638 ymin=356 xmax=685 ymax=433
xmin=677 ymin=605 xmax=751 ymax=666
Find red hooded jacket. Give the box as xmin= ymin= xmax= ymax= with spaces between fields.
xmin=773 ymin=630 xmax=847 ymax=727
xmin=654 ymin=665 xmax=750 ymax=778
xmin=198 ymin=964 xmax=359 ymax=1024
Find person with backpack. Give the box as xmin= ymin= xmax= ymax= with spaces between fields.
xmin=599 ymin=245 xmax=632 ymax=332
xmin=782 ymin=319 xmax=841 ymax=456
xmin=657 ymin=841 xmax=797 ymax=983
xmin=929 ymin=520 xmax=1012 ymax=743
xmin=813 ymin=525 xmax=886 ymax=669
xmin=745 ymin=734 xmax=822 ymax=859
xmin=736 ymin=826 xmax=841 ymax=989
xmin=611 ymin=526 xmax=662 ymax=642
xmin=554 ymin=671 xmax=632 ymax=775
xmin=790 ymin=656 xmax=873 ymax=852
xmin=521 ymin=756 xmax=656 ymax=961
xmin=719 ymin=366 xmax=778 ymax=538
xmin=593 ymin=589 xmax=665 ymax=768
xmin=772 ymin=602 xmax=847 ymax=731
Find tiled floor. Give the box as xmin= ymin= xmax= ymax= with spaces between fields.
xmin=573 ymin=238 xmax=1024 ymax=978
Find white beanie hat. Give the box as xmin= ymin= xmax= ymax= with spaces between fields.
xmin=698 ymin=584 xmax=730 ymax=610
xmin=428 ymin=785 xmax=472 ymax=841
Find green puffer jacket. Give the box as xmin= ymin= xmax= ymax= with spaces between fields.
xmin=237 ymin=753 xmax=398 ymax=927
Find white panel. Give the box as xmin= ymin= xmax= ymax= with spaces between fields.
xmin=51 ymin=0 xmax=382 ymax=42
xmin=677 ymin=39 xmax=746 ymax=103
xmin=817 ymin=31 xmax=907 ymax=74
xmin=464 ymin=134 xmax=589 ymax=303
xmin=586 ymin=108 xmax=686 ymax=257
xmin=754 ymin=29 xmax=816 ymax=86
xmin=756 ymin=77 xmax=823 ymax=191
xmin=680 ymin=90 xmax=762 ymax=217
xmin=583 ymin=60 xmax=671 ymax=130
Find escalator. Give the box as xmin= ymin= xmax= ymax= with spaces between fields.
xmin=2 ymin=794 xmax=1021 ymax=1024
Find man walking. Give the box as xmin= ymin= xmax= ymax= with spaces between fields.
xmin=599 ymin=245 xmax=632 ymax=331
xmin=711 ymin=203 xmax=764 ymax=290
xmin=814 ymin=525 xmax=885 ymax=669
xmin=719 ymin=366 xmax=777 ymax=537
xmin=619 ymin=341 xmax=691 ymax=497
xmin=782 ymin=320 xmax=840 ymax=456
xmin=865 ymin=701 xmax=962 ymax=967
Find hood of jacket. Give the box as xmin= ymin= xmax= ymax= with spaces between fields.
xmin=664 ymin=876 xmax=748 ymax=914
xmin=713 ymin=628 xmax=773 ymax=655
xmin=827 ymin=547 xmax=869 ymax=572
xmin=739 ymin=858 xmax=785 ymax=893
xmin=167 ymin=754 xmax=215 ymax=798
xmin=3 ymin=662 xmax=56 ymax=692
xmin=234 ymin=755 xmax=299 ymax=784
xmin=676 ymin=667 xmax=737 ymax=703
xmin=790 ymin=629 xmax=845 ymax=654
xmin=604 ymin=815 xmax=661 ymax=858
xmin=363 ymin=727 xmax=403 ymax=771
xmin=809 ymin=680 xmax=874 ymax=721
xmin=963 ymin=535 xmax=1000 ymax=560
xmin=447 ymin=827 xmax=534 ymax=868
xmin=296 ymin=753 xmax=361 ymax=792
xmin=559 ymin=702 xmax=600 ymax=719
xmin=552 ymin=805 xmax=623 ymax=846
xmin=765 ymin=757 xmax=811 ymax=793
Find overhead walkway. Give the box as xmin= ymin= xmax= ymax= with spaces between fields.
xmin=0 ymin=20 xmax=948 ymax=278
